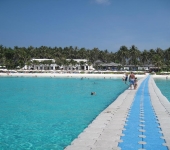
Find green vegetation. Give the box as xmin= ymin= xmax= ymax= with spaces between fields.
xmin=0 ymin=45 xmax=170 ymax=71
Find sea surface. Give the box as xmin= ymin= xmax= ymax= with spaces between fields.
xmin=154 ymin=78 xmax=170 ymax=102
xmin=0 ymin=77 xmax=128 ymax=150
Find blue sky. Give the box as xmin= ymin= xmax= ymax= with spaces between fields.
xmin=0 ymin=0 xmax=170 ymax=52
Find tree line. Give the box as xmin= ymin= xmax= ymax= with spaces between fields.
xmin=0 ymin=45 xmax=170 ymax=71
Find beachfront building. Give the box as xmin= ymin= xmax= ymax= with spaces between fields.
xmin=123 ymin=64 xmax=157 ymax=71
xmin=65 ymin=59 xmax=94 ymax=71
xmin=100 ymin=62 xmax=121 ymax=70
xmin=94 ymin=60 xmax=121 ymax=70
xmin=23 ymin=59 xmax=57 ymax=70
xmin=93 ymin=60 xmax=157 ymax=72
xmin=123 ymin=65 xmax=138 ymax=71
xmin=23 ymin=59 xmax=94 ymax=71
xmin=0 ymin=65 xmax=7 ymax=72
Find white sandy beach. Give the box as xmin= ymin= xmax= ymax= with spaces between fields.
xmin=0 ymin=72 xmax=169 ymax=79
xmin=0 ymin=72 xmax=142 ymax=78
xmin=0 ymin=72 xmax=127 ymax=78
xmin=150 ymin=74 xmax=170 ymax=79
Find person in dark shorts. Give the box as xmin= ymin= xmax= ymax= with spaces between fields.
xmin=129 ymin=72 xmax=135 ymax=89
xmin=124 ymin=73 xmax=128 ymax=84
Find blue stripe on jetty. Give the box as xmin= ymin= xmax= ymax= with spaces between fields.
xmin=119 ymin=76 xmax=168 ymax=150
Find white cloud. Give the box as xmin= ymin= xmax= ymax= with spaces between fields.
xmin=94 ymin=0 xmax=111 ymax=5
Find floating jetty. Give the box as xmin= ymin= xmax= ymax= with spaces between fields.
xmin=65 ymin=76 xmax=170 ymax=150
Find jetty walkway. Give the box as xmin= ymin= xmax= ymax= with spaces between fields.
xmin=65 ymin=76 xmax=170 ymax=150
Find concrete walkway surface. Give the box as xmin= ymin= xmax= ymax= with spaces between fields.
xmin=65 ymin=76 xmax=170 ymax=150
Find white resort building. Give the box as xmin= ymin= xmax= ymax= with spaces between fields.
xmin=23 ymin=59 xmax=94 ymax=71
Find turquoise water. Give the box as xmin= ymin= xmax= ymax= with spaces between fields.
xmin=154 ymin=78 xmax=170 ymax=102
xmin=0 ymin=77 xmax=128 ymax=150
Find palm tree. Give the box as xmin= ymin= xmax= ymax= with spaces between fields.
xmin=116 ymin=46 xmax=129 ymax=66
xmin=148 ymin=49 xmax=155 ymax=64
xmin=98 ymin=51 xmax=105 ymax=62
xmin=110 ymin=52 xmax=117 ymax=63
xmin=152 ymin=54 xmax=163 ymax=72
xmin=0 ymin=45 xmax=4 ymax=63
xmin=25 ymin=60 xmax=32 ymax=69
xmin=89 ymin=48 xmax=99 ymax=64
xmin=155 ymin=48 xmax=164 ymax=58
xmin=79 ymin=61 xmax=86 ymax=70
xmin=1 ymin=44 xmax=170 ymax=71
xmin=0 ymin=46 xmax=4 ymax=66
xmin=129 ymin=45 xmax=141 ymax=70
xmin=32 ymin=60 xmax=39 ymax=70
xmin=69 ymin=59 xmax=77 ymax=70
xmin=3 ymin=49 xmax=15 ymax=69
xmin=62 ymin=59 xmax=70 ymax=70
xmin=79 ymin=48 xmax=87 ymax=59
xmin=140 ymin=50 xmax=149 ymax=66
xmin=164 ymin=47 xmax=170 ymax=71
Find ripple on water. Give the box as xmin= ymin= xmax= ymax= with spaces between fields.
xmin=0 ymin=77 xmax=127 ymax=149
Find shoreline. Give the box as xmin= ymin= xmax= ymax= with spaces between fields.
xmin=0 ymin=72 xmax=169 ymax=79
xmin=0 ymin=73 xmax=145 ymax=78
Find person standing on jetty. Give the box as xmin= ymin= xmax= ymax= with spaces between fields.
xmin=129 ymin=72 xmax=135 ymax=89
xmin=134 ymin=77 xmax=138 ymax=89
xmin=122 ymin=73 xmax=128 ymax=84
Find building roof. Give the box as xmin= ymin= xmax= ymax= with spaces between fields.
xmin=94 ymin=60 xmax=103 ymax=64
xmin=101 ymin=62 xmax=121 ymax=67
xmin=66 ymin=59 xmax=87 ymax=62
xmin=124 ymin=64 xmax=155 ymax=67
xmin=31 ymin=59 xmax=55 ymax=62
